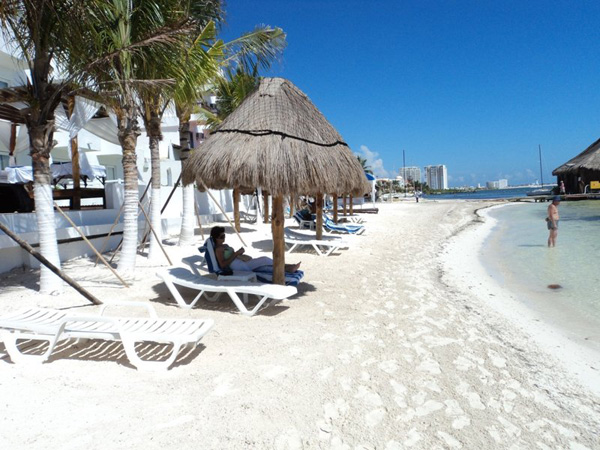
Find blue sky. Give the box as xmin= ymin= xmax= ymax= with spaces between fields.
xmin=219 ymin=0 xmax=600 ymax=187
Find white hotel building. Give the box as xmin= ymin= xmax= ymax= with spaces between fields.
xmin=424 ymin=165 xmax=448 ymax=190
xmin=398 ymin=166 xmax=422 ymax=186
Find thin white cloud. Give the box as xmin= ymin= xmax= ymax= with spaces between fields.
xmin=525 ymin=168 xmax=536 ymax=180
xmin=357 ymin=145 xmax=389 ymax=178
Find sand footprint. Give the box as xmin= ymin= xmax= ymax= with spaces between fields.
xmin=211 ymin=373 xmax=238 ymax=396
xmin=453 ymin=356 xmax=475 ymax=371
xmin=415 ymin=400 xmax=444 ymax=417
xmin=417 ymin=358 xmax=441 ymax=375
xmin=272 ymin=428 xmax=303 ymax=450
xmin=378 ymin=360 xmax=398 ymax=374
xmin=355 ymin=385 xmax=383 ymax=407
xmin=262 ymin=365 xmax=287 ymax=380
xmin=487 ymin=349 xmax=507 ymax=368
xmin=444 ymin=399 xmax=471 ymax=430
xmin=403 ymin=428 xmax=422 ymax=447
xmin=437 ymin=431 xmax=463 ymax=449
xmin=365 ymin=408 xmax=386 ymax=427
xmin=456 ymin=382 xmax=486 ymax=410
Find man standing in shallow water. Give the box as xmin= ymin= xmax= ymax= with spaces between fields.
xmin=547 ymin=196 xmax=561 ymax=247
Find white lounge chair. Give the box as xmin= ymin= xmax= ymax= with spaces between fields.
xmin=284 ymin=227 xmax=349 ymax=256
xmin=0 ymin=302 xmax=214 ymax=371
xmin=157 ymin=267 xmax=298 ymax=317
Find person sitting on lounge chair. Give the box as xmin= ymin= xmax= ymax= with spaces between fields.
xmin=210 ymin=226 xmax=301 ymax=273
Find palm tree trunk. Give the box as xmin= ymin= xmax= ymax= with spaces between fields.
xmin=29 ymin=122 xmax=62 ymax=293
xmin=117 ymin=109 xmax=141 ymax=273
xmin=177 ymin=109 xmax=196 ymax=246
xmin=147 ymin=113 xmax=162 ymax=260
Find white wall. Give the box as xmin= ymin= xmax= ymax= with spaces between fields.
xmin=0 ymin=181 xmax=235 ymax=274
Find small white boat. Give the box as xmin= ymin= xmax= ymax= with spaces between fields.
xmin=526 ymin=188 xmax=553 ymax=196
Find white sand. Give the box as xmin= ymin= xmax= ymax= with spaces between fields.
xmin=1 ymin=201 xmax=599 ymax=449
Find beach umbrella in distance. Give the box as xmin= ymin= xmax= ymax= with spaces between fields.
xmin=182 ymin=77 xmax=369 ymax=284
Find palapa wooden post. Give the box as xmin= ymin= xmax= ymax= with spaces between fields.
xmin=342 ymin=195 xmax=347 ymax=216
xmin=349 ymin=194 xmax=354 ymax=215
xmin=67 ymin=96 xmax=81 ymax=210
xmin=333 ymin=193 xmax=338 ymax=223
xmin=315 ymin=193 xmax=324 ymax=240
xmin=233 ymin=187 xmax=241 ymax=232
xmin=271 ymin=194 xmax=286 ymax=285
xmin=0 ymin=221 xmax=102 ymax=305
xmin=263 ymin=192 xmax=270 ymax=223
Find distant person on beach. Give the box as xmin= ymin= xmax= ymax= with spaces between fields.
xmin=210 ymin=226 xmax=301 ymax=273
xmin=546 ymin=196 xmax=560 ymax=247
xmin=559 ymin=180 xmax=566 ymax=195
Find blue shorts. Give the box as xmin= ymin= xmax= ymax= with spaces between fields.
xmin=547 ymin=220 xmax=559 ymax=230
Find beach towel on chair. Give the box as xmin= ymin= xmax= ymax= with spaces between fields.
xmin=199 ymin=238 xmax=233 ymax=276
xmin=252 ymin=266 xmax=304 ymax=287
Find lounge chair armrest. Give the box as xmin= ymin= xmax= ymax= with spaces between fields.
xmin=99 ymin=301 xmax=158 ymax=318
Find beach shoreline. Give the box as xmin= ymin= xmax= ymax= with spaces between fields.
xmin=440 ymin=201 xmax=600 ymax=397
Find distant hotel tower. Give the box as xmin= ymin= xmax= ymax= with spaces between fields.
xmin=398 ymin=167 xmax=422 ymax=186
xmin=425 ymin=165 xmax=448 ymax=190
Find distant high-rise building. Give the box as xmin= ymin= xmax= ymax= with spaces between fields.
xmin=398 ymin=166 xmax=421 ymax=185
xmin=424 ymin=165 xmax=448 ymax=190
xmin=486 ymin=179 xmax=508 ymax=189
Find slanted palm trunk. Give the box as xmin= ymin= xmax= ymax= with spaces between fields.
xmin=29 ymin=122 xmax=62 ymax=293
xmin=177 ymin=110 xmax=196 ymax=246
xmin=117 ymin=110 xmax=141 ymax=273
xmin=146 ymin=113 xmax=162 ymax=260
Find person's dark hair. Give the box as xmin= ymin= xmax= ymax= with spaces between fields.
xmin=210 ymin=226 xmax=225 ymax=240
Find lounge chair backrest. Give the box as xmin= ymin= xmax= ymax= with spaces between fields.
xmin=323 ymin=215 xmax=364 ymax=234
xmin=199 ymin=238 xmax=223 ymax=275
xmin=293 ymin=211 xmax=305 ymax=224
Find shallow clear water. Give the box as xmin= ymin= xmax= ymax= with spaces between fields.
xmin=481 ymin=201 xmax=600 ymax=346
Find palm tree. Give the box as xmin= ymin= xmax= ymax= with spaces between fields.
xmin=67 ymin=0 xmax=197 ymax=273
xmin=0 ymin=0 xmax=98 ymax=292
xmin=357 ymin=155 xmax=373 ymax=175
xmin=176 ymin=26 xmax=286 ymax=245
xmin=204 ymin=65 xmax=260 ymax=130
xmin=137 ymin=2 xmax=222 ymax=260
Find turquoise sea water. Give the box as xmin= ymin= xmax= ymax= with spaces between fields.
xmin=481 ymin=201 xmax=600 ymax=348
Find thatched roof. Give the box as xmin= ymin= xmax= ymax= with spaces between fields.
xmin=553 ymin=137 xmax=600 ymax=175
xmin=182 ymin=77 xmax=370 ymax=196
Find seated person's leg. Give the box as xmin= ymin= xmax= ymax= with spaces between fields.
xmin=244 ymin=256 xmax=274 ymax=271
xmin=230 ymin=259 xmax=252 ymax=271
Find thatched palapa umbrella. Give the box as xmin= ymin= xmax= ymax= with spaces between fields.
xmin=183 ymin=77 xmax=369 ymax=284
